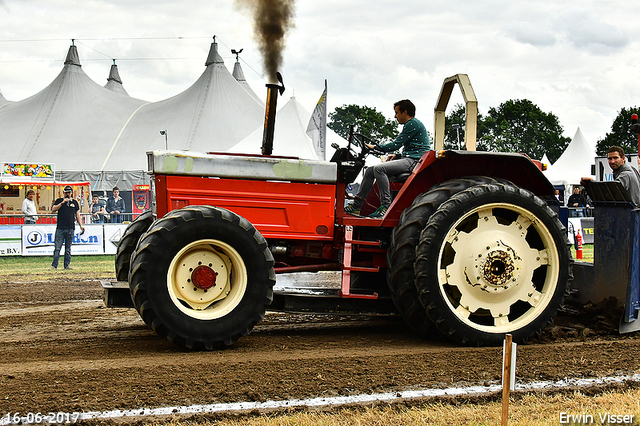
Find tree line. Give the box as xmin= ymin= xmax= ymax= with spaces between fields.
xmin=328 ymin=101 xmax=640 ymax=163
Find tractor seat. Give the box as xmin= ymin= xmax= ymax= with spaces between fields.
xmin=389 ymin=172 xmax=412 ymax=183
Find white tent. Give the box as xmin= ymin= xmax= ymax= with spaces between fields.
xmin=0 ymin=91 xmax=10 ymax=107
xmin=543 ymin=127 xmax=595 ymax=185
xmin=104 ymin=62 xmax=130 ymax=96
xmin=228 ymin=95 xmax=347 ymax=160
xmin=541 ymin=153 xmax=551 ymax=167
xmin=0 ymin=41 xmax=352 ymax=191
xmin=100 ymin=41 xmax=265 ymax=171
xmin=232 ymin=58 xmax=262 ymax=105
xmin=0 ymin=45 xmax=147 ymax=172
xmin=0 ymin=42 xmax=267 ymax=188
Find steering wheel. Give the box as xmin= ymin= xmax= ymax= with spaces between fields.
xmin=352 ymin=133 xmax=384 ymax=158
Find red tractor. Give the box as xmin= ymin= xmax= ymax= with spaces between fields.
xmin=111 ymin=75 xmax=572 ymax=350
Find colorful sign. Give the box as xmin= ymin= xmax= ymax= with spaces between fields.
xmin=132 ymin=185 xmax=150 ymax=214
xmin=22 ymin=225 xmax=104 ymax=256
xmin=3 ymin=163 xmax=54 ymax=179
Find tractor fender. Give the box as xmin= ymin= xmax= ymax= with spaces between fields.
xmin=384 ymin=150 xmax=556 ymax=224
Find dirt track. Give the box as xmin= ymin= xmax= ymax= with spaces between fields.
xmin=1 ymin=274 xmax=640 ymax=422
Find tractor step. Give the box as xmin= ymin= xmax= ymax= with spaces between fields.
xmin=101 ymin=280 xmax=134 ymax=308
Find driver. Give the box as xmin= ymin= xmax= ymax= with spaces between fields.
xmin=345 ymin=99 xmax=430 ymax=217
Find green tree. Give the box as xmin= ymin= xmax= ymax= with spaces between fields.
xmin=328 ymin=104 xmax=398 ymax=145
xmin=444 ymin=103 xmax=490 ymax=151
xmin=481 ymin=99 xmax=570 ymax=163
xmin=596 ymin=106 xmax=640 ymax=156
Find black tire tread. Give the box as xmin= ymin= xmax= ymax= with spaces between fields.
xmin=129 ymin=205 xmax=275 ymax=350
xmin=386 ymin=177 xmax=499 ymax=337
xmin=115 ymin=210 xmax=154 ymax=281
xmin=414 ymin=182 xmax=573 ymax=346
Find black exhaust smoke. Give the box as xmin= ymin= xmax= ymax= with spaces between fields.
xmin=261 ymin=72 xmax=285 ymax=155
xmin=235 ymin=0 xmax=295 ymax=84
xmin=234 ymin=0 xmax=293 ymax=154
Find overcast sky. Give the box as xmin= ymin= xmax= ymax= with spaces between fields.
xmin=1 ymin=0 xmax=638 ymax=154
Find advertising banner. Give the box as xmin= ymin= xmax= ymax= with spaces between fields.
xmin=2 ymin=162 xmax=54 ymax=179
xmin=22 ymin=225 xmax=105 ymax=256
xmin=132 ymin=184 xmax=150 ymax=214
xmin=0 ymin=226 xmax=22 ymax=256
xmin=103 ymin=224 xmax=129 ymax=255
xmin=580 ymin=217 xmax=594 ymax=244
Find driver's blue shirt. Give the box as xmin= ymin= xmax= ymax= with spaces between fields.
xmin=378 ymin=117 xmax=430 ymax=159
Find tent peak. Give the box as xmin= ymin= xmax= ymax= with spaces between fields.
xmin=543 ymin=126 xmax=595 ymax=184
xmin=104 ymin=61 xmax=130 ymax=96
xmin=106 ymin=62 xmax=123 ymax=84
xmin=232 ymin=61 xmax=247 ymax=82
xmin=205 ymin=40 xmax=224 ymax=66
xmin=64 ymin=44 xmax=81 ymax=67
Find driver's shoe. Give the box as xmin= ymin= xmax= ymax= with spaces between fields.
xmin=344 ymin=203 xmax=361 ymax=215
xmin=368 ymin=205 xmax=388 ymax=218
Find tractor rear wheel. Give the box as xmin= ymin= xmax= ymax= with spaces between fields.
xmin=115 ymin=210 xmax=154 ymax=281
xmin=387 ymin=177 xmax=498 ymax=337
xmin=414 ymin=182 xmax=572 ymax=346
xmin=128 ymin=205 xmax=275 ymax=349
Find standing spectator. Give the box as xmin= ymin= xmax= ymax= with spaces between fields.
xmin=90 ymin=194 xmax=105 ymax=223
xmin=22 ymin=189 xmax=38 ymax=224
xmin=567 ymin=187 xmax=587 ymax=217
xmin=51 ymin=185 xmax=84 ymax=270
xmin=554 ymin=189 xmax=563 ymax=206
xmin=582 ymin=145 xmax=640 ymax=207
xmin=106 ymin=186 xmax=125 ymax=223
xmin=605 ymin=146 xmax=640 ymax=206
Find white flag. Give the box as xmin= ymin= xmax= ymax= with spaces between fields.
xmin=306 ymin=80 xmax=327 ymax=160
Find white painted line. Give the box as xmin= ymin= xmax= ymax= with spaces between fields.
xmin=55 ymin=373 xmax=640 ymax=422
xmin=2 ymin=374 xmax=637 ymax=424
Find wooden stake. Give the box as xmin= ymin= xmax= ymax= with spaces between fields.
xmin=501 ymin=334 xmax=513 ymax=426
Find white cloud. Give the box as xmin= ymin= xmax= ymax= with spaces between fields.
xmin=1 ymin=0 xmax=640 ymax=148
xmin=504 ymin=21 xmax=556 ymax=46
xmin=552 ymin=6 xmax=630 ymax=53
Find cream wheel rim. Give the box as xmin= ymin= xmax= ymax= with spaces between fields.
xmin=167 ymin=239 xmax=247 ymax=320
xmin=436 ymin=203 xmax=560 ymax=333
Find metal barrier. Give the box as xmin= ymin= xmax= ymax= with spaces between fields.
xmin=0 ymin=213 xmax=138 ymax=225
xmin=567 ymin=206 xmax=594 ymax=218
xmin=84 ymin=212 xmax=137 ymax=224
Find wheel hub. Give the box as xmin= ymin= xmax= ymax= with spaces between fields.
xmin=471 ymin=240 xmax=522 ymax=294
xmin=191 ymin=265 xmax=218 ymax=290
xmin=170 ymin=246 xmax=232 ymax=308
xmin=481 ymin=250 xmax=515 ymax=287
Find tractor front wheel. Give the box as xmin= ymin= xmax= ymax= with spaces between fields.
xmin=128 ymin=205 xmax=275 ymax=349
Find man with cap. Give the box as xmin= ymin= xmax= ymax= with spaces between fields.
xmin=51 ymin=185 xmax=84 ymax=270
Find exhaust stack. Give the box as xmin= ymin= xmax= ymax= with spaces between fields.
xmin=261 ymin=72 xmax=285 ymax=155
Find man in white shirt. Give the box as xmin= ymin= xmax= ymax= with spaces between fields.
xmin=21 ymin=189 xmax=38 ymax=224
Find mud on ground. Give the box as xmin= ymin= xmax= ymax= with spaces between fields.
xmin=0 ymin=273 xmax=639 ymax=423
